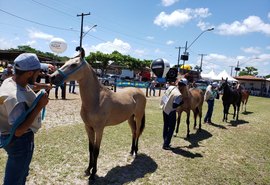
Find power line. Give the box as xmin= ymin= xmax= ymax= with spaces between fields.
xmin=0 ymin=8 xmax=79 ymax=32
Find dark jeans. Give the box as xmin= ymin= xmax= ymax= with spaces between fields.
xmin=162 ymin=110 xmax=176 ymax=147
xmin=204 ymin=99 xmax=214 ymax=123
xmin=69 ymin=81 xmax=76 ymax=93
xmin=149 ymin=87 xmax=155 ymax=96
xmin=3 ymin=131 xmax=34 ymax=185
xmin=55 ymin=83 xmax=66 ymax=99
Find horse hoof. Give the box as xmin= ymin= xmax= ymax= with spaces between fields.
xmin=84 ymin=169 xmax=90 ymax=177
xmin=89 ymin=174 xmax=96 ymax=181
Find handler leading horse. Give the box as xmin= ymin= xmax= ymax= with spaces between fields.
xmin=50 ymin=48 xmax=146 ymax=180
xmin=219 ymin=78 xmax=242 ymax=122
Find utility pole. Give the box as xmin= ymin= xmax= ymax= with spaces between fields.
xmin=175 ymin=46 xmax=184 ymax=72
xmin=77 ymin=12 xmax=90 ymax=49
xmin=198 ymin=54 xmax=207 ymax=72
xmin=235 ymin=61 xmax=240 ymax=76
xmin=229 ymin=66 xmax=234 ymax=76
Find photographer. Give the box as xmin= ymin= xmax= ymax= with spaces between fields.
xmin=1 ymin=64 xmax=14 ymax=81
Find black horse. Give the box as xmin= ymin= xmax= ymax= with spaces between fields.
xmin=219 ymin=78 xmax=242 ymax=122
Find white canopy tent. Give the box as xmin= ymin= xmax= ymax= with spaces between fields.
xmin=201 ymin=69 xmax=217 ymax=80
xmin=214 ymin=70 xmax=238 ymax=82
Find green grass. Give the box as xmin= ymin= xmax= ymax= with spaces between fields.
xmin=1 ymin=96 xmax=270 ymax=185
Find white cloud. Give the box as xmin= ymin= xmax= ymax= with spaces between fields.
xmin=0 ymin=38 xmax=14 ymax=49
xmin=161 ymin=0 xmax=179 ymax=7
xmin=216 ymin=16 xmax=270 ymax=35
xmin=90 ymin=38 xmax=131 ymax=54
xmin=134 ymin=49 xmax=146 ymax=57
xmin=166 ymin=40 xmax=174 ymax=45
xmin=27 ymin=29 xmax=54 ymax=40
xmin=154 ymin=8 xmax=211 ymax=28
xmin=241 ymin=47 xmax=261 ymax=54
xmin=146 ymin=36 xmax=154 ymax=40
xmin=25 ymin=40 xmax=37 ymax=47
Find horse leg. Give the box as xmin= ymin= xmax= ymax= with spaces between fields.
xmin=84 ymin=126 xmax=95 ymax=177
xmin=198 ymin=106 xmax=202 ymax=131
xmin=128 ymin=115 xmax=136 ymax=156
xmin=174 ymin=112 xmax=181 ymax=137
xmin=186 ymin=111 xmax=190 ymax=138
xmin=133 ymin=113 xmax=146 ymax=156
xmin=193 ymin=109 xmax=197 ymax=129
xmin=232 ymin=104 xmax=236 ymax=119
xmin=89 ymin=128 xmax=104 ymax=180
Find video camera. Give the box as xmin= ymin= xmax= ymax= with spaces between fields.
xmin=151 ymin=58 xmax=178 ymax=83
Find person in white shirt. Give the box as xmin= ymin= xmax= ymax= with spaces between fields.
xmin=160 ymin=79 xmax=185 ymax=150
xmin=204 ymin=82 xmax=219 ymax=124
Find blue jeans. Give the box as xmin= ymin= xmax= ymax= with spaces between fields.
xmin=163 ymin=111 xmax=176 ymax=147
xmin=3 ymin=131 xmax=34 ymax=185
xmin=204 ymin=99 xmax=214 ymax=123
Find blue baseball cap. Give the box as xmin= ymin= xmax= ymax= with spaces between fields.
xmin=14 ymin=53 xmax=41 ymax=71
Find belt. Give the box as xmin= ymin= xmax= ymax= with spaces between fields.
xmin=1 ymin=129 xmax=32 ymax=136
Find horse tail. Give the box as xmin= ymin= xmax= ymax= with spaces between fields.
xmin=139 ymin=113 xmax=145 ymax=136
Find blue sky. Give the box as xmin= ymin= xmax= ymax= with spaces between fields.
xmin=0 ymin=0 xmax=270 ymax=76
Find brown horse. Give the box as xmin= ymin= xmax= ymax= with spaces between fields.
xmin=50 ymin=49 xmax=146 ymax=180
xmin=174 ymin=84 xmax=204 ymax=138
xmin=237 ymin=84 xmax=250 ymax=112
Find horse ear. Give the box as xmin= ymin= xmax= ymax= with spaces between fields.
xmin=75 ymin=46 xmax=85 ymax=59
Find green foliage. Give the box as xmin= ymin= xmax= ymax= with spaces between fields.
xmin=239 ymin=66 xmax=258 ymax=76
xmin=85 ymin=50 xmax=152 ymax=72
xmin=8 ymin=45 xmax=68 ymax=62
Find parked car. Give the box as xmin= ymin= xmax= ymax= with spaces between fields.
xmin=194 ymin=79 xmax=210 ymax=92
xmin=100 ymin=74 xmax=120 ymax=86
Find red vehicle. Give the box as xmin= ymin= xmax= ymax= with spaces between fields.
xmin=139 ymin=70 xmax=151 ymax=82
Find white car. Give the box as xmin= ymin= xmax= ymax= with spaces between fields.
xmin=100 ymin=74 xmax=120 ymax=86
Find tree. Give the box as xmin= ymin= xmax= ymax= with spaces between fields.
xmin=238 ymin=66 xmax=258 ymax=76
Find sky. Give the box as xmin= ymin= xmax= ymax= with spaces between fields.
xmin=0 ymin=0 xmax=270 ymax=76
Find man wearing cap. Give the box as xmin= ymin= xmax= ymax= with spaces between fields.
xmin=0 ymin=53 xmax=49 ymax=184
xmin=204 ymin=82 xmax=219 ymax=124
xmin=160 ymin=79 xmax=184 ymax=150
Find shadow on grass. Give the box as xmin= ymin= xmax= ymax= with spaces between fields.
xmin=242 ymin=111 xmax=253 ymax=115
xmin=92 ymin=153 xmax=157 ymax=185
xmin=171 ymin=147 xmax=203 ymax=158
xmin=228 ymin=119 xmax=249 ymax=127
xmin=183 ymin=129 xmax=213 ymax=149
xmin=207 ymin=122 xmax=227 ymax=129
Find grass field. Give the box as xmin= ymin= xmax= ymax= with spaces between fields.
xmin=1 ymin=95 xmax=270 ymax=185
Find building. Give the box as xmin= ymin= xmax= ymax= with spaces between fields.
xmin=234 ymin=75 xmax=269 ymax=97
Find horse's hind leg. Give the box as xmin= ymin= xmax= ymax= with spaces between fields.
xmin=133 ymin=113 xmax=145 ymax=156
xmin=193 ymin=109 xmax=197 ymax=129
xmin=186 ymin=112 xmax=190 ymax=138
xmin=174 ymin=112 xmax=181 ymax=137
xmin=232 ymin=105 xmax=236 ymax=119
xmin=128 ymin=115 xmax=137 ymax=156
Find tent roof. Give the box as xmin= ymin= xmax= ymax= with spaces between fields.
xmin=214 ymin=70 xmax=238 ymax=81
xmin=201 ymin=69 xmax=217 ymax=80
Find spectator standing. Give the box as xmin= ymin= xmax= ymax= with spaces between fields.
xmin=0 ymin=53 xmax=49 ymax=184
xmin=149 ymin=79 xmax=156 ymax=96
xmin=1 ymin=64 xmax=14 ymax=81
xmin=69 ymin=81 xmax=76 ymax=94
xmin=204 ymin=82 xmax=219 ymax=124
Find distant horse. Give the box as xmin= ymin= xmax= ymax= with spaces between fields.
xmin=218 ymin=78 xmax=242 ymax=122
xmin=50 ymin=48 xmax=146 ymax=180
xmin=175 ymin=84 xmax=204 ymax=138
xmin=237 ymin=84 xmax=250 ymax=112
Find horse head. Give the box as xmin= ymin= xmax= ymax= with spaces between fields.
xmin=50 ymin=47 xmax=88 ymax=86
xmin=218 ymin=77 xmax=229 ymax=91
